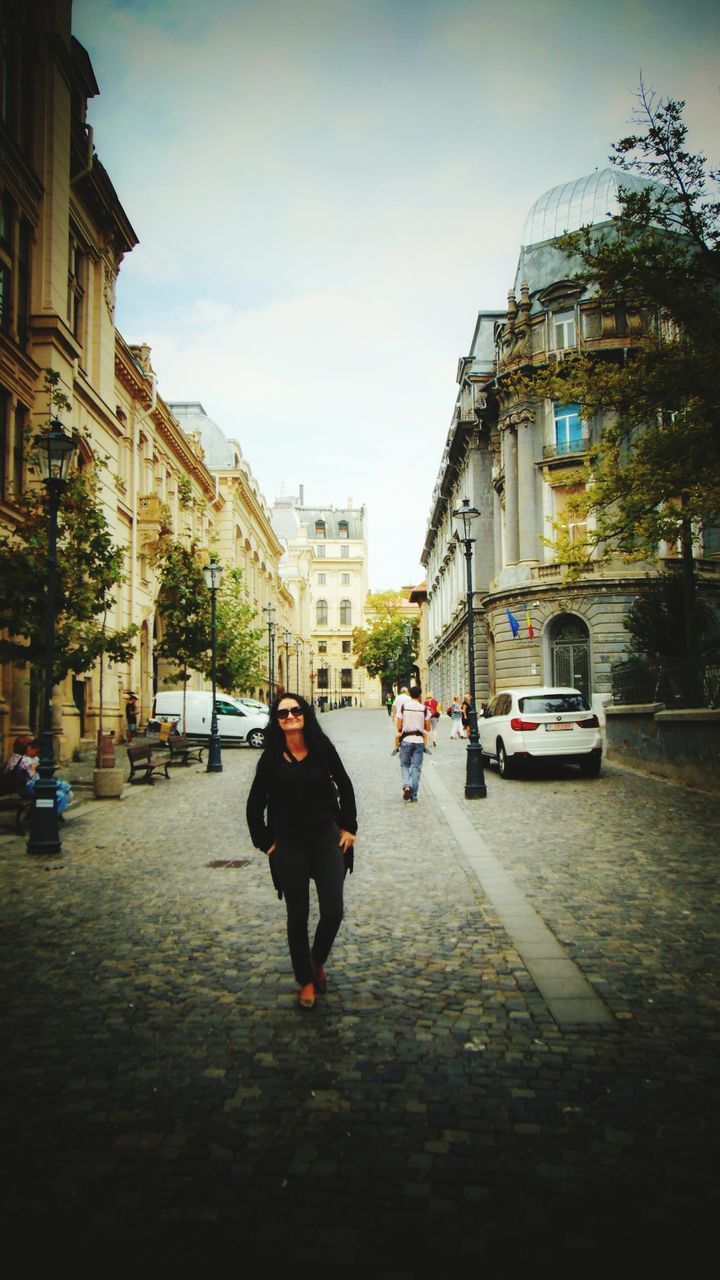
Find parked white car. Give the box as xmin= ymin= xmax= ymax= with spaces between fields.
xmin=153 ymin=691 xmax=268 ymax=748
xmin=478 ymin=686 xmax=602 ymax=778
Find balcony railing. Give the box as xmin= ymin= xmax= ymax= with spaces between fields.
xmin=542 ymin=435 xmax=591 ymax=460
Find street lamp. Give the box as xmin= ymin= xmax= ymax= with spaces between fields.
xmin=203 ymin=557 xmax=223 ymax=773
xmin=27 ymin=417 xmax=77 ymax=856
xmin=283 ymin=628 xmax=291 ymax=693
xmin=452 ymin=498 xmax=487 ymax=799
xmin=308 ymin=646 xmax=315 ymax=705
xmin=294 ymin=637 xmax=302 ymax=692
xmin=263 ymin=604 xmax=276 ymax=702
xmin=403 ymin=621 xmax=413 ymax=686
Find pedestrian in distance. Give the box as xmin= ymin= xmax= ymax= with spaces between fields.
xmin=246 ymin=692 xmax=357 ymax=1010
xmin=385 ymin=692 xmax=394 ymax=717
xmin=424 ymin=691 xmax=439 ymax=748
xmin=397 ymin=684 xmax=430 ymax=802
xmin=125 ymin=691 xmax=138 ymax=742
xmin=390 ymin=685 xmax=411 ymax=755
xmin=449 ymin=695 xmax=465 ymax=739
xmin=461 ymin=694 xmax=472 ymax=738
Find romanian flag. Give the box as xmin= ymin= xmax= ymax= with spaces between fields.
xmin=506 ymin=607 xmax=520 ymax=638
xmin=526 ymin=607 xmax=534 ymax=640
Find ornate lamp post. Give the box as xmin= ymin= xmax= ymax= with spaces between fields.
xmin=294 ymin=637 xmax=302 ymax=692
xmin=203 ymin=557 xmax=223 ymax=773
xmin=283 ymin=628 xmax=291 ymax=693
xmin=263 ymin=603 xmax=276 ymax=702
xmin=452 ymin=498 xmax=487 ymax=799
xmin=27 ymin=417 xmax=77 ymax=856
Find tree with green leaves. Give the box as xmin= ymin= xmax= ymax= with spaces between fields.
xmin=207 ymin=567 xmax=265 ymax=694
xmin=153 ymin=539 xmax=212 ymax=720
xmin=0 ymin=371 xmax=136 ymax=729
xmin=510 ymin=84 xmax=720 ymax=698
xmin=352 ymin=591 xmax=419 ymax=691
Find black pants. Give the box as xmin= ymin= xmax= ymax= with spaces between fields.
xmin=272 ymin=823 xmax=346 ymax=986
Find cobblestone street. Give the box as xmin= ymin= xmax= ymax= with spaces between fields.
xmin=1 ymin=710 xmax=718 ymax=1271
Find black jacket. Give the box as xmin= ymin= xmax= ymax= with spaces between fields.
xmin=246 ymin=742 xmax=357 ymax=897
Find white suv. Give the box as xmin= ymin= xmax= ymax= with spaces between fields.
xmin=479 ymin=686 xmax=602 ymax=778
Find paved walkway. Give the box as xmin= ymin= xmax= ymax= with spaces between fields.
xmin=1 ymin=710 xmax=718 ymax=1271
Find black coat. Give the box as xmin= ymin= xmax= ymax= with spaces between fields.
xmin=246 ymin=742 xmax=357 ymax=898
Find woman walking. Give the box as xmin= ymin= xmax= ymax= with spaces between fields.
xmin=246 ymin=693 xmax=357 ymax=1010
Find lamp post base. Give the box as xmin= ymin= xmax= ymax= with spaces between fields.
xmin=206 ymin=732 xmax=223 ymax=773
xmin=464 ymin=742 xmax=487 ymax=799
xmin=27 ymin=778 xmax=62 ymax=856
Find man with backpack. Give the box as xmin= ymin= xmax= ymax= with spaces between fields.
xmin=396 ymin=685 xmax=430 ymax=802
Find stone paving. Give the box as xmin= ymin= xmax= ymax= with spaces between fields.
xmin=1 ymin=710 xmax=718 ymax=1271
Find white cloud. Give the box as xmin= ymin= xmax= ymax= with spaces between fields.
xmin=74 ymin=0 xmax=720 ymax=586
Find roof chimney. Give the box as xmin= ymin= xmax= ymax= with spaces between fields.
xmin=299 ymin=484 xmax=304 ymax=505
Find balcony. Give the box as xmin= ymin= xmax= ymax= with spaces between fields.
xmin=542 ymin=435 xmax=591 ymax=461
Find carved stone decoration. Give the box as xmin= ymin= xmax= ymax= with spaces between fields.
xmin=103 ymin=257 xmax=117 ymax=319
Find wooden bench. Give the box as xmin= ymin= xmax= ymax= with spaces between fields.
xmin=0 ymin=793 xmax=33 ymax=831
xmin=166 ymin=734 xmax=205 ymax=766
xmin=126 ymin=742 xmax=171 ymax=784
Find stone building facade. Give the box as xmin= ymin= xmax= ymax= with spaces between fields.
xmin=169 ymin=403 xmax=295 ymax=698
xmin=0 ymin=3 xmax=297 ymax=759
xmin=422 ymin=169 xmax=720 ymax=716
xmin=271 ymin=494 xmax=374 ymax=706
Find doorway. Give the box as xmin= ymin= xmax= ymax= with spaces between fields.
xmin=550 ymin=614 xmax=591 ymax=702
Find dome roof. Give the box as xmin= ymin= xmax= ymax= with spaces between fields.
xmin=169 ymin=402 xmax=236 ymax=469
xmin=522 ymin=167 xmax=660 ymax=247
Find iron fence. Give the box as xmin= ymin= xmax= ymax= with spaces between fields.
xmin=611 ymin=659 xmax=720 ymax=709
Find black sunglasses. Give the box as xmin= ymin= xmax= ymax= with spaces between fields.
xmin=277 ymin=705 xmax=303 ymax=720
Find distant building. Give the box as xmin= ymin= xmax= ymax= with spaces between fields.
xmin=422 ymin=168 xmax=720 ymax=714
xmin=169 ymin=403 xmax=295 ymax=698
xmin=271 ymin=492 xmax=372 ymax=705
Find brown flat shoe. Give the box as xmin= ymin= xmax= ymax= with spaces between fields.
xmin=298 ymin=982 xmax=315 ymax=1009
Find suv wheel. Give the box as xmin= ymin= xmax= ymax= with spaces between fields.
xmin=497 ymin=739 xmax=514 ymax=779
xmin=247 ymin=729 xmax=265 ymax=749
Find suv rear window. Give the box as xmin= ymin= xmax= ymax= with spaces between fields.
xmin=519 ymin=694 xmax=589 ymax=713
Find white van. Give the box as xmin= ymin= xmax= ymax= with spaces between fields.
xmin=153 ymin=691 xmax=268 ymax=747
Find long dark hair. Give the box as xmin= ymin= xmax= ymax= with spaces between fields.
xmin=262 ymin=691 xmax=334 ymax=759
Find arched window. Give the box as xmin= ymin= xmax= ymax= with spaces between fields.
xmin=338 ymin=519 xmax=349 ymax=538
xmin=340 ymin=599 xmax=351 ymax=625
xmin=316 ymin=599 xmax=328 ymax=625
xmin=315 ymin=519 xmax=326 ymax=538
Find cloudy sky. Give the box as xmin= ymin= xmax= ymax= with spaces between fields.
xmin=73 ymin=0 xmax=719 ymax=589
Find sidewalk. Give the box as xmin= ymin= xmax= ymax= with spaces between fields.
xmin=1 ymin=710 xmax=717 ymax=1270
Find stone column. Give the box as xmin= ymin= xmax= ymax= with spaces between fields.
xmin=503 ymin=426 xmax=519 ymax=565
xmin=517 ymin=417 xmax=538 ymax=563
